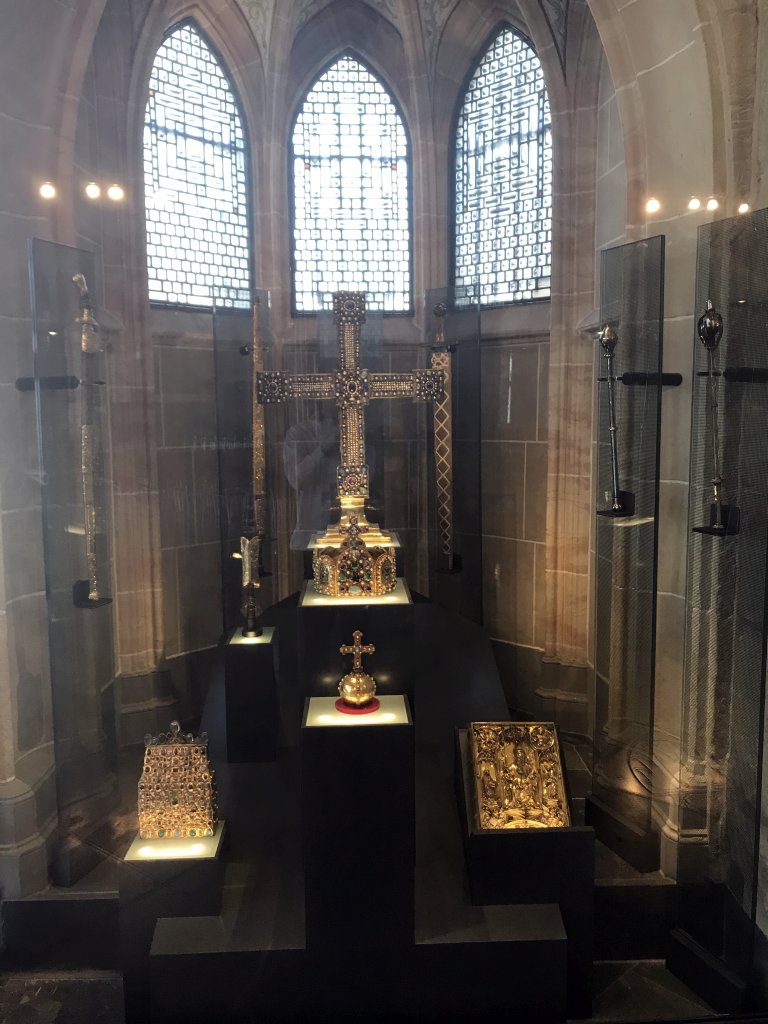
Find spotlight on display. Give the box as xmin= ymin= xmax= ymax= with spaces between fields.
xmin=645 ymin=197 xmax=661 ymax=214
xmin=107 ymin=183 xmax=125 ymax=201
xmin=39 ymin=181 xmax=57 ymax=200
xmin=738 ymin=202 xmax=750 ymax=214
xmin=85 ymin=181 xmax=101 ymax=200
xmin=707 ymin=197 xmax=719 ymax=211
xmin=688 ymin=196 xmax=702 ymax=211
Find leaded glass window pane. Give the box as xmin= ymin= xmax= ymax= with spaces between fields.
xmin=144 ymin=22 xmax=250 ymax=309
xmin=292 ymin=55 xmax=411 ymax=314
xmin=455 ymin=28 xmax=552 ymax=306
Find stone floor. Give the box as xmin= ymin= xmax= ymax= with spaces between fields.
xmin=0 ymin=961 xmax=716 ymax=1023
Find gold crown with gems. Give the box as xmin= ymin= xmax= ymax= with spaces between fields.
xmin=313 ymin=516 xmax=396 ymax=598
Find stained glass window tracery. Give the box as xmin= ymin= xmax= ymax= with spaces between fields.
xmin=144 ymin=22 xmax=250 ymax=309
xmin=455 ymin=27 xmax=552 ymax=306
xmin=291 ymin=55 xmax=411 ymax=314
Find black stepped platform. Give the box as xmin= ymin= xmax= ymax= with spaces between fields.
xmin=147 ymin=598 xmax=568 ymax=1022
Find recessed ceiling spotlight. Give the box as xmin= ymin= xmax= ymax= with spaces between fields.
xmin=738 ymin=202 xmax=750 ymax=214
xmin=39 ymin=181 xmax=56 ymax=199
xmin=706 ymin=197 xmax=719 ymax=212
xmin=106 ymin=184 xmax=125 ymax=202
xmin=85 ymin=182 xmax=101 ymax=200
xmin=688 ymin=196 xmax=701 ymax=211
xmin=645 ymin=197 xmax=661 ymax=214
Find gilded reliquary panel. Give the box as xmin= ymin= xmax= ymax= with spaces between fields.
xmin=469 ymin=722 xmax=571 ymax=830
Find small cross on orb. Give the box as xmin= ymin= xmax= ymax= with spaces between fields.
xmin=336 ymin=629 xmax=379 ymax=714
xmin=339 ymin=629 xmax=375 ymax=672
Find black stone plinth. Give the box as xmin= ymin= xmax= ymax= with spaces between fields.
xmin=302 ymin=695 xmax=414 ymax=952
xmin=585 ymin=790 xmax=660 ymax=872
xmin=119 ymin=824 xmax=226 ymax=1024
xmin=456 ymin=730 xmax=594 ymax=1018
xmin=297 ymin=580 xmax=414 ymax=700
xmin=224 ymin=626 xmax=279 ymax=762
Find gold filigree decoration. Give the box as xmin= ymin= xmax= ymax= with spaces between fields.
xmin=256 ymin=290 xmax=443 ymax=544
xmin=469 ymin=722 xmax=571 ymax=830
xmin=430 ymin=303 xmax=454 ymax=564
xmin=313 ymin=516 xmax=396 ymax=597
xmin=138 ymin=721 xmax=217 ymax=840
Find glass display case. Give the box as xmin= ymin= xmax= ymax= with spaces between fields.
xmin=670 ymin=207 xmax=768 ymax=1010
xmin=28 ymin=238 xmax=117 ymax=885
xmin=587 ymin=236 xmax=666 ymax=870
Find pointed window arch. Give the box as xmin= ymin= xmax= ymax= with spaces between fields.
xmin=454 ymin=27 xmax=552 ymax=306
xmin=291 ymin=54 xmax=411 ymax=314
xmin=143 ymin=21 xmax=251 ymax=308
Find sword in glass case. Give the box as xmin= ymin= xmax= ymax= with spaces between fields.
xmin=596 ymin=325 xmax=634 ymax=517
xmin=693 ymin=299 xmax=739 ymax=536
xmin=71 ymin=273 xmax=111 ymax=605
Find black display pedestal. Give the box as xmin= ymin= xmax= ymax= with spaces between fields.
xmin=119 ymin=825 xmax=226 ymax=1024
xmin=224 ymin=626 xmax=279 ymax=762
xmin=456 ymin=730 xmax=595 ymax=1018
xmin=301 ymin=695 xmax=414 ymax=951
xmin=297 ymin=580 xmax=415 ymax=701
xmin=585 ymin=790 xmax=660 ymax=872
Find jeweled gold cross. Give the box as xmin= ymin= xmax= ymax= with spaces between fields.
xmin=256 ymin=291 xmax=444 ymax=543
xmin=339 ymin=629 xmax=375 ymax=672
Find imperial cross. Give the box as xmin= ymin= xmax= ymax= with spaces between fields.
xmin=256 ymin=291 xmax=444 ymax=544
xmin=340 ymin=630 xmax=375 ymax=672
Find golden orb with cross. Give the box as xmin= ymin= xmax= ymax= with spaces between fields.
xmin=336 ymin=629 xmax=379 ymax=713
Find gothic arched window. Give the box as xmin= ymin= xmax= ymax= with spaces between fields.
xmin=291 ymin=54 xmax=411 ymax=314
xmin=454 ymin=27 xmax=552 ymax=306
xmin=144 ymin=22 xmax=250 ymax=308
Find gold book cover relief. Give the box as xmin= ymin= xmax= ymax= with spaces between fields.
xmin=138 ymin=721 xmax=216 ymax=840
xmin=469 ymin=722 xmax=571 ymax=830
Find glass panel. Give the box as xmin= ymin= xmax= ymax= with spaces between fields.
xmin=291 ymin=55 xmax=411 ymax=314
xmin=677 ymin=208 xmax=768 ymax=983
xmin=455 ymin=27 xmax=552 ymax=306
xmin=29 ymin=238 xmax=116 ymax=885
xmin=144 ymin=21 xmax=250 ymax=309
xmin=590 ymin=236 xmax=665 ymax=862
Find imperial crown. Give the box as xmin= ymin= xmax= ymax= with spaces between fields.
xmin=313 ymin=516 xmax=396 ymax=598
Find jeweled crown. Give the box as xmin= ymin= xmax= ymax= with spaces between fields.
xmin=312 ymin=516 xmax=396 ymax=597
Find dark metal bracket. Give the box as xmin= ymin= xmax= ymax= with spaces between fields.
xmin=16 ymin=375 xmax=80 ymax=392
xmin=596 ymin=490 xmax=636 ymax=518
xmin=692 ymin=504 xmax=741 ymax=537
xmin=72 ymin=580 xmax=112 ymax=608
xmin=598 ymin=372 xmax=683 ymax=387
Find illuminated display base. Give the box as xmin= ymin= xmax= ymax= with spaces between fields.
xmin=125 ymin=822 xmax=226 ymax=863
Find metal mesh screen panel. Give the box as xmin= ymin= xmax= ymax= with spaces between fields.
xmin=454 ymin=28 xmax=552 ymax=307
xmin=144 ymin=22 xmax=251 ymax=309
xmin=592 ymin=238 xmax=664 ymax=838
xmin=678 ymin=209 xmax=768 ymax=975
xmin=291 ymin=56 xmax=411 ymax=314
